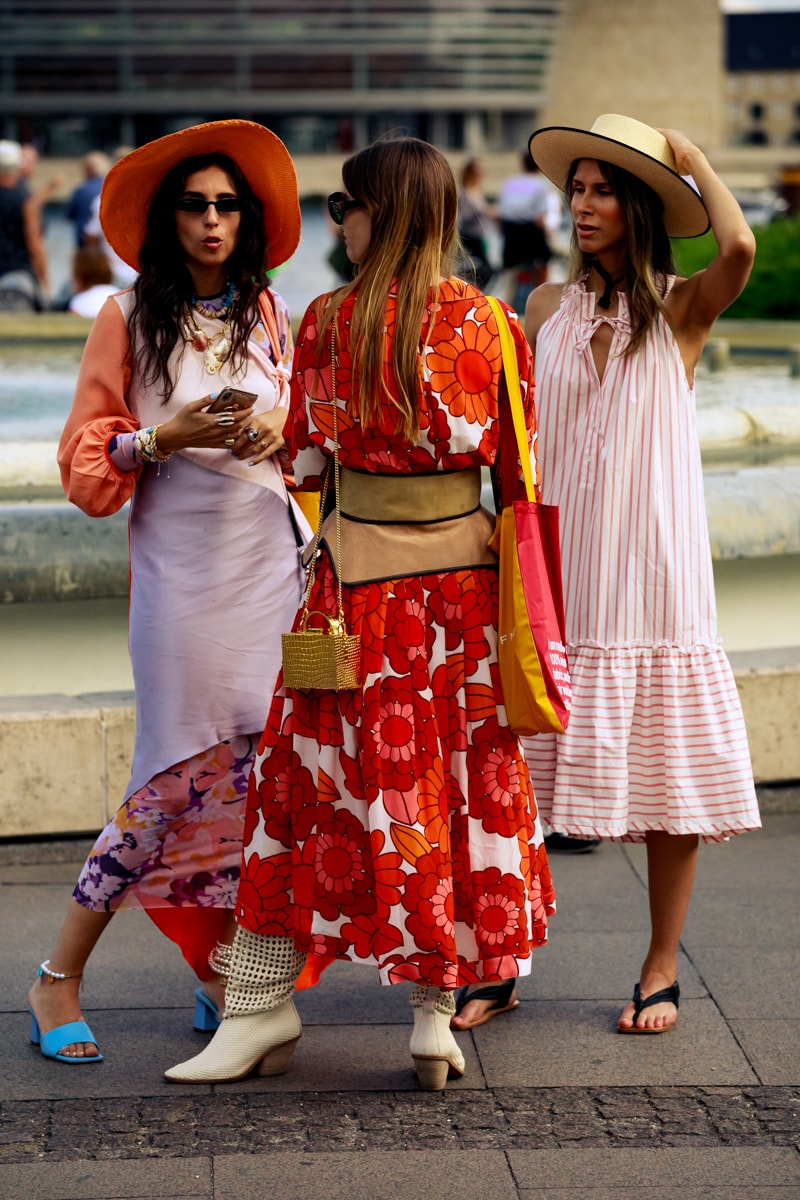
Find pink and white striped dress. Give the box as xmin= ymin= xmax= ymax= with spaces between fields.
xmin=523 ymin=280 xmax=761 ymax=842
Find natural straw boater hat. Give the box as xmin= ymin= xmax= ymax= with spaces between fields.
xmin=529 ymin=113 xmax=710 ymax=238
xmin=100 ymin=119 xmax=301 ymax=272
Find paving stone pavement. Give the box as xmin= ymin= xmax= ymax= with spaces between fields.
xmin=1 ymin=806 xmax=798 ymax=1198
xmin=1 ymin=1086 xmax=799 ymax=1162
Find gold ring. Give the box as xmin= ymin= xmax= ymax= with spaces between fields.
xmin=225 ymin=437 xmax=235 ymax=446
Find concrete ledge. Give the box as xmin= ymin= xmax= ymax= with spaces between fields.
xmin=0 ymin=659 xmax=797 ymax=838
xmin=729 ymin=648 xmax=800 ymax=786
xmin=3 ymin=461 xmax=799 ymax=604
xmin=0 ymin=502 xmax=130 ymax=603
xmin=705 ymin=464 xmax=800 ymax=558
xmin=0 ymin=691 xmax=135 ymax=837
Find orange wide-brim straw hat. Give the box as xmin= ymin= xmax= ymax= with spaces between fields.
xmin=529 ymin=113 xmax=710 ymax=238
xmin=99 ymin=119 xmax=301 ymax=272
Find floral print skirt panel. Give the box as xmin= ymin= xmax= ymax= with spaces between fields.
xmin=73 ymin=735 xmax=255 ymax=913
xmin=237 ymin=558 xmax=555 ymax=989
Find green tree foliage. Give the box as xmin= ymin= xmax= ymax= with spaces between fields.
xmin=672 ymin=214 xmax=800 ymax=320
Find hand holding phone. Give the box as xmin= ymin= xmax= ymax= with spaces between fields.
xmin=207 ymin=387 xmax=258 ymax=414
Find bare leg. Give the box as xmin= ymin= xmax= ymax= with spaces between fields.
xmin=618 ymin=830 xmax=699 ymax=1032
xmin=28 ymin=900 xmax=113 ymax=1058
xmin=199 ymin=909 xmax=237 ymax=1013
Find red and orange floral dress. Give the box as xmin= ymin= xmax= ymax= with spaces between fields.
xmin=236 ymin=278 xmax=555 ymax=989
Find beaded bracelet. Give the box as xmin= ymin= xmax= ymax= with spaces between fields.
xmin=134 ymin=424 xmax=173 ymax=464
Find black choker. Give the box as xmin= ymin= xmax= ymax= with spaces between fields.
xmin=591 ymin=260 xmax=624 ymax=310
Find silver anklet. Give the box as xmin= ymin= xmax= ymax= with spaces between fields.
xmin=38 ymin=959 xmax=81 ymax=985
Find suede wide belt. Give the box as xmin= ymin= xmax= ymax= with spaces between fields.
xmin=338 ymin=466 xmax=482 ymax=523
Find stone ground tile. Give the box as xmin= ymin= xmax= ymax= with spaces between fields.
xmin=685 ymin=946 xmax=800 ymax=1019
xmin=680 ymin=825 xmax=800 ymax=949
xmin=508 ymin=1146 xmax=800 ymax=1190
xmin=730 ymin=1020 xmax=800 ymax=1086
xmin=519 ymin=1190 xmax=800 ymax=1199
xmin=682 ymin=888 xmax=800 ymax=950
xmin=10 ymin=1016 xmax=480 ymax=1100
xmin=213 ymin=1149 xmax=516 ymax=1200
xmin=474 ymin=999 xmax=759 ymax=1088
xmin=0 ymin=899 xmax=194 ymax=1013
xmin=522 ymin=929 xmax=703 ymax=1002
xmin=3 ymin=1008 xmax=214 ymax=1101
xmin=0 ymin=1158 xmax=212 ymax=1200
xmin=205 ymin=1020 xmax=483 ymax=1095
xmin=691 ymin=814 xmax=798 ymax=884
xmin=539 ymin=844 xmax=650 ymax=934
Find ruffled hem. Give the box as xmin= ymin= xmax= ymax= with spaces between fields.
xmin=546 ymin=817 xmax=762 ymax=845
xmin=523 ymin=641 xmax=760 ymax=839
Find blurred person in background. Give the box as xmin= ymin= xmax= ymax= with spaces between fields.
xmin=83 ymin=147 xmax=139 ymax=288
xmin=456 ymin=156 xmax=495 ymax=289
xmin=64 ymin=150 xmax=110 ymax=247
xmin=496 ymin=152 xmax=556 ymax=312
xmin=0 ymin=139 xmax=50 ymax=310
xmin=67 ymin=245 xmax=118 ymax=317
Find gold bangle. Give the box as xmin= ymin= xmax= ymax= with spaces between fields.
xmin=151 ymin=424 xmax=173 ymax=462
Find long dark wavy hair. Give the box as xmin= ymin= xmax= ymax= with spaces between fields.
xmin=129 ymin=152 xmax=269 ymax=402
xmin=566 ymin=158 xmax=676 ymax=355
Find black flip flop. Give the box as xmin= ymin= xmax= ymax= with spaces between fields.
xmin=451 ymin=979 xmax=519 ymax=1028
xmin=619 ymin=981 xmax=680 ymax=1034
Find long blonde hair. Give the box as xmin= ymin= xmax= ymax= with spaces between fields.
xmin=566 ymin=159 xmax=676 ymax=355
xmin=321 ymin=135 xmax=458 ymax=442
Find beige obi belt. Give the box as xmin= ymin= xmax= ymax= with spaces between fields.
xmin=307 ymin=466 xmax=498 ymax=584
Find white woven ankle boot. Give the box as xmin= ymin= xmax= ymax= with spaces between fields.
xmin=164 ymin=930 xmax=305 ymax=1084
xmin=164 ymin=998 xmax=301 ymax=1082
xmin=409 ymin=986 xmax=466 ymax=1091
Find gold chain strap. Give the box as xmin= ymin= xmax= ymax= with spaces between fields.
xmin=297 ymin=318 xmax=346 ymax=630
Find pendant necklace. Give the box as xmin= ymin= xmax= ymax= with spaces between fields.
xmin=184 ymin=281 xmax=236 ymax=374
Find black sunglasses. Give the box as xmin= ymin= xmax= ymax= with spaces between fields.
xmin=175 ymin=196 xmax=242 ymax=214
xmin=327 ymin=192 xmax=364 ymax=225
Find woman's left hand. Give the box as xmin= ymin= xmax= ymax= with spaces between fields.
xmin=229 ymin=406 xmax=289 ymax=464
xmin=656 ymin=128 xmax=701 ymax=178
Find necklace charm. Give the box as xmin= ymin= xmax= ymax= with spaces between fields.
xmin=184 ymin=288 xmax=235 ymax=374
xmin=204 ymin=337 xmax=230 ymax=374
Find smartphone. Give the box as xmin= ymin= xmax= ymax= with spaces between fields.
xmin=207 ymin=387 xmax=258 ymax=414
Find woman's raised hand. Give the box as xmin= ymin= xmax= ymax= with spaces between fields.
xmin=656 ymin=129 xmax=701 ymax=178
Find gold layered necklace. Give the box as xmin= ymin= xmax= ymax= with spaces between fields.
xmin=184 ymin=281 xmax=236 ymax=374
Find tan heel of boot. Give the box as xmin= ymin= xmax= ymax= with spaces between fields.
xmin=409 ymin=986 xmax=465 ymax=1091
xmin=164 ymin=998 xmax=301 ymax=1083
xmin=256 ymin=1033 xmax=301 ymax=1077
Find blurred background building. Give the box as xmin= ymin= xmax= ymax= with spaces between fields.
xmin=2 ymin=0 xmax=799 ymax=200
xmin=3 ymin=1 xmax=563 ymax=156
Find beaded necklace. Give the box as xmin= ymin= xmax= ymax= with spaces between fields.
xmin=184 ymin=281 xmax=236 ymax=374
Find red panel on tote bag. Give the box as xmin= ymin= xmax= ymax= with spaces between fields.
xmin=486 ymin=296 xmax=572 ymax=736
